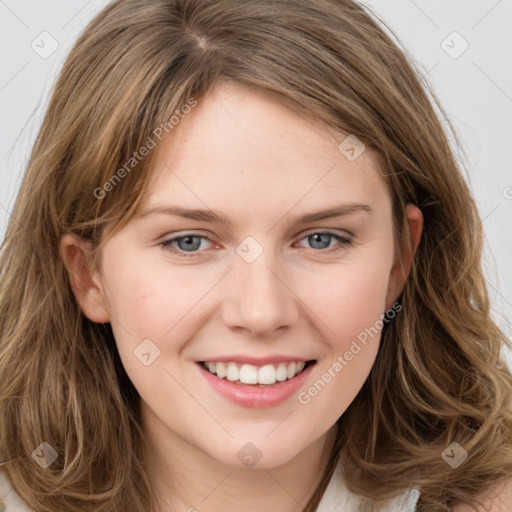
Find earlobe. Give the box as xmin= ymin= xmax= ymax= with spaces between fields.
xmin=385 ymin=204 xmax=423 ymax=310
xmin=60 ymin=233 xmax=111 ymax=323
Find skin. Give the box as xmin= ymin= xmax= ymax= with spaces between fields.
xmin=61 ymin=81 xmax=424 ymax=511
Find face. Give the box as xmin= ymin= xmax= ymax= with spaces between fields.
xmin=69 ymin=81 xmax=420 ymax=470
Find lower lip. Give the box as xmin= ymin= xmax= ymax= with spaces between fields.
xmin=196 ymin=362 xmax=316 ymax=408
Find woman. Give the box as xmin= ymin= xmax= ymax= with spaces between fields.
xmin=0 ymin=1 xmax=511 ymax=510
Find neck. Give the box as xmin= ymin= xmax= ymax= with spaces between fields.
xmin=142 ymin=406 xmax=338 ymax=512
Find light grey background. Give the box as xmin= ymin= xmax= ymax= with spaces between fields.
xmin=1 ymin=0 xmax=511 ymax=365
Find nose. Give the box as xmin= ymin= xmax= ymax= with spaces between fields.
xmin=221 ymin=245 xmax=300 ymax=338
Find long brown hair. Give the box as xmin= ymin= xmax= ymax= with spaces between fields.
xmin=1 ymin=1 xmax=511 ymax=511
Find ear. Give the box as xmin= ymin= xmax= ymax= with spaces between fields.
xmin=60 ymin=233 xmax=111 ymax=323
xmin=385 ymin=204 xmax=423 ymax=310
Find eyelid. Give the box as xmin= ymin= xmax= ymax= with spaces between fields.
xmin=299 ymin=227 xmax=353 ymax=239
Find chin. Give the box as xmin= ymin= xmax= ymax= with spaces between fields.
xmin=207 ymin=435 xmax=308 ymax=470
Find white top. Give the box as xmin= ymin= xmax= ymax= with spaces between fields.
xmin=0 ymin=469 xmax=30 ymax=512
xmin=0 ymin=461 xmax=420 ymax=511
xmin=316 ymin=457 xmax=420 ymax=511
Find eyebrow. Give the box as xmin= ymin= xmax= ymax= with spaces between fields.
xmin=138 ymin=202 xmax=373 ymax=225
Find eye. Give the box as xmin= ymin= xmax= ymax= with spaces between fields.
xmin=295 ymin=231 xmax=352 ymax=252
xmin=160 ymin=234 xmax=213 ymax=257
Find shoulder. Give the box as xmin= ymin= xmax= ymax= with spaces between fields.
xmin=0 ymin=469 xmax=33 ymax=512
xmin=453 ymin=477 xmax=512 ymax=512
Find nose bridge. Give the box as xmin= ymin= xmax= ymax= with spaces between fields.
xmin=223 ymin=235 xmax=298 ymax=336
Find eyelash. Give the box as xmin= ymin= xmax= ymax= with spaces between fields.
xmin=159 ymin=231 xmax=352 ymax=258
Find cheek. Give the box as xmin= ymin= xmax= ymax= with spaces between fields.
xmin=305 ymin=248 xmax=393 ymax=349
xmin=320 ymin=257 xmax=393 ymax=408
xmin=296 ymin=274 xmax=389 ymax=425
xmin=105 ymin=265 xmax=165 ymax=334
xmin=98 ymin=253 xmax=179 ymax=367
xmin=103 ymin=255 xmax=221 ymax=366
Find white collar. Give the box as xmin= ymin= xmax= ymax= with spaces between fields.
xmin=316 ymin=456 xmax=421 ymax=512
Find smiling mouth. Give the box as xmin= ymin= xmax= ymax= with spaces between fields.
xmin=198 ymin=360 xmax=316 ymax=387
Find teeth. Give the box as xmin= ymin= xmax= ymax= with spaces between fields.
xmin=202 ymin=360 xmax=308 ymax=384
xmin=240 ymin=364 xmax=258 ymax=384
xmin=276 ymin=363 xmax=288 ymax=381
xmin=258 ymin=364 xmax=276 ymax=385
xmin=286 ymin=362 xmax=297 ymax=379
xmin=226 ymin=362 xmax=239 ymax=382
xmin=216 ymin=362 xmax=227 ymax=379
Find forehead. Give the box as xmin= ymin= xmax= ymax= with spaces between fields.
xmin=143 ymin=82 xmax=390 ymax=220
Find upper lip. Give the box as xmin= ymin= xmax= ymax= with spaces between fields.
xmin=198 ymin=355 xmax=315 ymax=366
